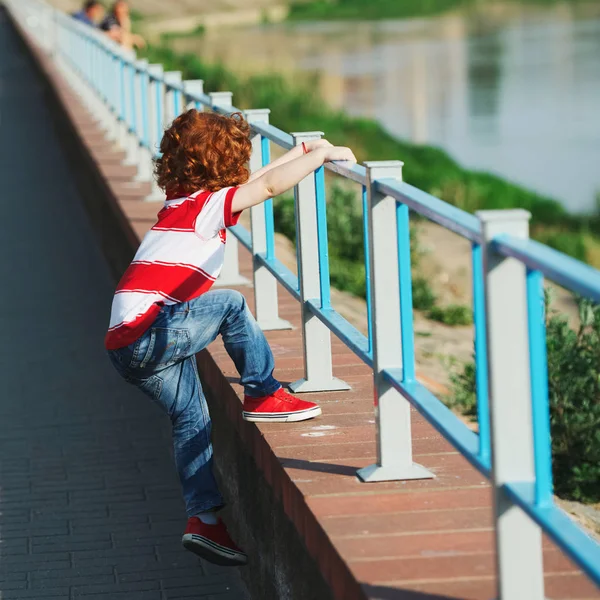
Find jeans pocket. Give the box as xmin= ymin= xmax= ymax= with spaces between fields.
xmin=141 ymin=327 xmax=190 ymax=368
xmin=138 ymin=375 xmax=163 ymax=402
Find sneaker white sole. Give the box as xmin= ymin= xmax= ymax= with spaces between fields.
xmin=242 ymin=405 xmax=322 ymax=423
xmin=182 ymin=533 xmax=248 ymax=567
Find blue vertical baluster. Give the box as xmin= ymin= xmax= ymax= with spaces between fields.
xmin=94 ymin=41 xmax=99 ymax=94
xmin=173 ymin=87 xmax=182 ymax=117
xmin=472 ymin=243 xmax=491 ymax=465
xmin=108 ymin=53 xmax=115 ymax=114
xmin=314 ymin=166 xmax=331 ymax=310
xmin=112 ymin=53 xmax=119 ymax=115
xmin=262 ymin=136 xmax=276 ymax=261
xmin=98 ymin=42 xmax=104 ymax=102
xmin=88 ymin=38 xmax=94 ymax=87
xmin=96 ymin=42 xmax=102 ymax=97
xmin=362 ymin=184 xmax=373 ymax=357
xmin=96 ymin=43 xmax=106 ymax=104
xmin=67 ymin=21 xmax=73 ymax=65
xmin=396 ymin=202 xmax=416 ymax=382
xmin=129 ymin=62 xmax=137 ymax=137
xmin=526 ymin=268 xmax=553 ymax=507
xmin=86 ymin=35 xmax=90 ymax=83
xmin=80 ymin=32 xmax=85 ymax=76
xmin=140 ymin=68 xmax=149 ymax=149
xmin=77 ymin=31 xmax=82 ymax=75
xmin=89 ymin=39 xmax=95 ymax=91
xmin=119 ymin=57 xmax=126 ymax=125
xmin=108 ymin=52 xmax=115 ymax=111
xmin=105 ymin=49 xmax=111 ymax=107
xmin=155 ymin=74 xmax=163 ymax=158
xmin=195 ymin=101 xmax=202 ymax=111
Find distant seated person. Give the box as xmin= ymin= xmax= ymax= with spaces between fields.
xmin=72 ymin=0 xmax=104 ymax=27
xmin=100 ymin=1 xmax=146 ymax=49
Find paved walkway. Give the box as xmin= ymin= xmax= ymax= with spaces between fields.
xmin=0 ymin=11 xmax=249 ymax=600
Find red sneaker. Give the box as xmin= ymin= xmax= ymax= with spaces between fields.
xmin=182 ymin=517 xmax=248 ymax=566
xmin=242 ymin=387 xmax=322 ymax=423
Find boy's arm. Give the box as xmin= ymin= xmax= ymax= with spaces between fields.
xmin=232 ymin=146 xmax=356 ymax=213
xmin=246 ymin=139 xmax=333 ymax=182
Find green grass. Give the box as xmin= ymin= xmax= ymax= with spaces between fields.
xmin=129 ymin=8 xmax=144 ymax=23
xmin=161 ymin=24 xmax=206 ymax=42
xmin=428 ymin=304 xmax=473 ymax=326
xmin=288 ymin=0 xmax=472 ymax=21
xmin=288 ymin=0 xmax=596 ymax=22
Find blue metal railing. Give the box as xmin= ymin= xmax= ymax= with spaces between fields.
xmin=7 ymin=0 xmax=599 ymax=595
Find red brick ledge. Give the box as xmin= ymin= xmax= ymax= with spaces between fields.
xmin=9 ymin=10 xmax=598 ymax=600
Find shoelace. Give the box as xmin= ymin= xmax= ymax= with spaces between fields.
xmin=274 ymin=388 xmax=297 ymax=404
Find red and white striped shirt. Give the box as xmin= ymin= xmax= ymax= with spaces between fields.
xmin=105 ymin=186 xmax=240 ymax=350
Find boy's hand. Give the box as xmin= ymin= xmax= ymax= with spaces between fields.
xmin=322 ymin=146 xmax=357 ymax=164
xmin=305 ymin=139 xmax=333 ymax=152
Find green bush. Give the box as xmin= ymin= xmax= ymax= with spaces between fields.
xmin=413 ymin=276 xmax=437 ymax=311
xmin=272 ymin=185 xmax=439 ymax=307
xmin=449 ymin=357 xmax=477 ymax=415
xmin=428 ymin=304 xmax=473 ymax=326
xmin=450 ymin=296 xmax=600 ymax=503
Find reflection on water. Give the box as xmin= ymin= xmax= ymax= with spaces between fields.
xmin=174 ymin=3 xmax=600 ymax=212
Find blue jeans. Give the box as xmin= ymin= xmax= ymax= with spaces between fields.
xmin=107 ymin=289 xmax=280 ymax=516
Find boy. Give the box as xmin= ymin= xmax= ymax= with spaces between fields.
xmin=106 ymin=109 xmax=356 ymax=565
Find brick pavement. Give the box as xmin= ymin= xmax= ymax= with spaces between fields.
xmin=0 ymin=11 xmax=250 ymax=600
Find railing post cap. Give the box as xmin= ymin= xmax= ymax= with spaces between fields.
xmin=475 ymin=208 xmax=531 ymax=223
xmin=209 ymin=91 xmax=234 ymax=110
xmin=477 ymin=209 xmax=531 ymax=239
xmin=364 ymin=160 xmax=405 ymax=168
xmin=364 ymin=160 xmax=404 ymax=181
xmin=290 ymin=131 xmax=324 ymax=144
xmin=476 ymin=209 xmax=531 ymax=223
xmin=164 ymin=70 xmax=182 ymax=81
xmin=209 ymin=91 xmax=233 ymax=99
xmin=244 ymin=108 xmax=271 ymax=122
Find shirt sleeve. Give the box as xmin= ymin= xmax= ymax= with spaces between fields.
xmin=194 ymin=187 xmax=241 ymax=239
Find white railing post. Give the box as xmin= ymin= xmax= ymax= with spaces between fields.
xmin=477 ymin=209 xmax=545 ymax=600
xmin=209 ymin=91 xmax=233 ymax=111
xmin=164 ymin=71 xmax=182 ymax=125
xmin=288 ymin=132 xmax=349 ymax=393
xmin=183 ymin=80 xmax=204 ymax=111
xmin=130 ymin=58 xmax=149 ymax=179
xmin=244 ymin=109 xmax=292 ymax=331
xmin=116 ymin=48 xmax=135 ymax=153
xmin=133 ymin=63 xmax=162 ymax=201
xmin=96 ymin=37 xmax=119 ymax=140
xmin=122 ymin=58 xmax=144 ymax=168
xmin=148 ymin=64 xmax=164 ymax=150
xmin=210 ymin=91 xmax=249 ymax=287
xmin=357 ymin=162 xmax=433 ymax=482
xmin=104 ymin=43 xmax=123 ymax=144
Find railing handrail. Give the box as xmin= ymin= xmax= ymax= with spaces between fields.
xmin=8 ymin=0 xmax=599 ymax=594
xmin=494 ymin=234 xmax=600 ymax=302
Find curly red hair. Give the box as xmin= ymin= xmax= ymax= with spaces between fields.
xmin=154 ymin=109 xmax=252 ymax=196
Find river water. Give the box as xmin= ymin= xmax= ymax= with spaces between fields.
xmin=173 ymin=2 xmax=600 ymax=213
